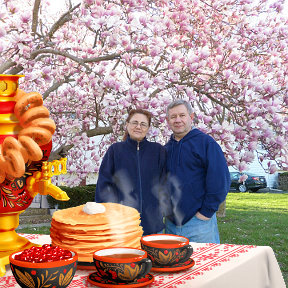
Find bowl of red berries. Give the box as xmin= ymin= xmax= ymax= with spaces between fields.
xmin=9 ymin=244 xmax=78 ymax=288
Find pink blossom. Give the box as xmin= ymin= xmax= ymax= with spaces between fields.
xmin=248 ymin=142 xmax=257 ymax=150
xmin=0 ymin=0 xmax=287 ymax=181
xmin=139 ymin=16 xmax=147 ymax=27
xmin=239 ymin=174 xmax=248 ymax=182
xmin=143 ymin=79 xmax=152 ymax=89
xmin=0 ymin=27 xmax=6 ymax=38
xmin=203 ymin=116 xmax=213 ymax=124
xmin=20 ymin=13 xmax=30 ymax=23
xmin=84 ymin=0 xmax=95 ymax=5
xmin=269 ymin=164 xmax=277 ymax=174
xmin=242 ymin=151 xmax=254 ymax=163
xmin=238 ymin=162 xmax=248 ymax=173
xmin=150 ymin=46 xmax=161 ymax=57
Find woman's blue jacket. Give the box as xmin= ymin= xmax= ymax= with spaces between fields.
xmin=95 ymin=136 xmax=168 ymax=235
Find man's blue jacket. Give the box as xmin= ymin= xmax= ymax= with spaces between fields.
xmin=165 ymin=128 xmax=231 ymax=226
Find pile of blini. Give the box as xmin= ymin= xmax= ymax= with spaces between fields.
xmin=50 ymin=202 xmax=143 ymax=263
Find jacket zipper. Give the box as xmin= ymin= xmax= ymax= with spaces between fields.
xmin=137 ymin=142 xmax=143 ymax=213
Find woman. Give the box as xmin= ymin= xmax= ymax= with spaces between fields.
xmin=95 ymin=109 xmax=169 ymax=235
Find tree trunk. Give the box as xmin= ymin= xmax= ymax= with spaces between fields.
xmin=217 ymin=200 xmax=226 ymax=217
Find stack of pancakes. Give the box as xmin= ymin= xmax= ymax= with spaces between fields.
xmin=50 ymin=203 xmax=143 ymax=263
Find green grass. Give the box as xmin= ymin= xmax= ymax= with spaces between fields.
xmin=17 ymin=226 xmax=51 ymax=235
xmin=218 ymin=192 xmax=288 ymax=285
xmin=17 ymin=192 xmax=288 ymax=284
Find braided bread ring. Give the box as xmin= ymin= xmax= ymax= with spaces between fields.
xmin=27 ymin=118 xmax=56 ymax=134
xmin=19 ymin=106 xmax=50 ymax=127
xmin=2 ymin=137 xmax=22 ymax=154
xmin=0 ymin=88 xmax=56 ymax=183
xmin=19 ymin=126 xmax=53 ymax=146
xmin=18 ymin=136 xmax=43 ymax=162
xmin=5 ymin=149 xmax=25 ymax=178
xmin=14 ymin=92 xmax=43 ymax=119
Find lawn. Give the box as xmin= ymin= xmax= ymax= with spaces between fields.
xmin=218 ymin=192 xmax=288 ymax=285
xmin=17 ymin=192 xmax=288 ymax=284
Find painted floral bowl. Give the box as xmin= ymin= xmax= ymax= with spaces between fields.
xmin=141 ymin=234 xmax=193 ymax=266
xmin=9 ymin=245 xmax=78 ymax=288
xmin=93 ymin=247 xmax=152 ymax=283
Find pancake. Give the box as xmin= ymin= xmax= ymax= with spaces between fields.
xmin=52 ymin=203 xmax=139 ymax=225
xmin=50 ymin=202 xmax=143 ymax=263
xmin=50 ymin=227 xmax=142 ymax=241
xmin=50 ymin=218 xmax=141 ymax=232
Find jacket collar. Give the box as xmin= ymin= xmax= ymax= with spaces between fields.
xmin=170 ymin=127 xmax=199 ymax=142
xmin=126 ymin=135 xmax=148 ymax=148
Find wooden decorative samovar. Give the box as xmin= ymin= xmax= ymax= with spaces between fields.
xmin=0 ymin=75 xmax=69 ymax=276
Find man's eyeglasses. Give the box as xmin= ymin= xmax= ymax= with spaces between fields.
xmin=129 ymin=121 xmax=149 ymax=129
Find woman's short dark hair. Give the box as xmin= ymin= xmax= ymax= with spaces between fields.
xmin=123 ymin=109 xmax=152 ymax=140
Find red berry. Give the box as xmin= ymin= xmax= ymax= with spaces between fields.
xmin=15 ymin=245 xmax=72 ymax=263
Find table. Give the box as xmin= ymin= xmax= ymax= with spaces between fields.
xmin=0 ymin=234 xmax=285 ymax=288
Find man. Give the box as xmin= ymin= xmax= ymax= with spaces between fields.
xmin=165 ymin=99 xmax=230 ymax=243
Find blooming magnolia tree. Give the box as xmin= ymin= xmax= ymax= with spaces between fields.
xmin=1 ymin=0 xmax=288 ymax=185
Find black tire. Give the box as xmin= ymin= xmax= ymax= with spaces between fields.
xmin=238 ymin=184 xmax=247 ymax=192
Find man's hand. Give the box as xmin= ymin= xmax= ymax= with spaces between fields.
xmin=196 ymin=211 xmax=210 ymax=221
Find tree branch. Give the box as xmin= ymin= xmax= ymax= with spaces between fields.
xmin=48 ymin=126 xmax=113 ymax=161
xmin=48 ymin=144 xmax=74 ymax=161
xmin=7 ymin=64 xmax=24 ymax=75
xmin=47 ymin=3 xmax=81 ymax=39
xmin=149 ymin=87 xmax=162 ymax=98
xmin=138 ymin=65 xmax=157 ymax=76
xmin=30 ymin=48 xmax=91 ymax=71
xmin=84 ymin=49 xmax=145 ymax=63
xmin=32 ymin=0 xmax=41 ymax=35
xmin=0 ymin=60 xmax=18 ymax=74
xmin=42 ymin=76 xmax=74 ymax=100
xmin=86 ymin=126 xmax=113 ymax=137
xmin=30 ymin=48 xmax=145 ymax=73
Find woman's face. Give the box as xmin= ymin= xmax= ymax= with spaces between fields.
xmin=126 ymin=113 xmax=149 ymax=141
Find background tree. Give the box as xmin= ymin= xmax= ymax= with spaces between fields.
xmin=1 ymin=0 xmax=288 ymax=185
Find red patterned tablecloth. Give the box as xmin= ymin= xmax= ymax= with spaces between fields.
xmin=0 ymin=234 xmax=285 ymax=288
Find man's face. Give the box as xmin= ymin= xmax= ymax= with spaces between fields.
xmin=167 ymin=104 xmax=194 ymax=140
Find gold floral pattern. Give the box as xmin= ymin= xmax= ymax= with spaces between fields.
xmin=10 ymin=261 xmax=77 ymax=288
xmin=15 ymin=269 xmax=35 ymax=288
xmin=157 ymin=250 xmax=174 ymax=265
xmin=94 ymin=258 xmax=151 ymax=283
xmin=59 ymin=268 xmax=74 ymax=286
xmin=141 ymin=243 xmax=193 ymax=267
xmin=89 ymin=271 xmax=154 ymax=286
xmin=118 ymin=264 xmax=140 ymax=281
xmin=99 ymin=261 xmax=143 ymax=282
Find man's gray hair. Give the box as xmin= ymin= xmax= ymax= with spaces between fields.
xmin=166 ymin=99 xmax=193 ymax=117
